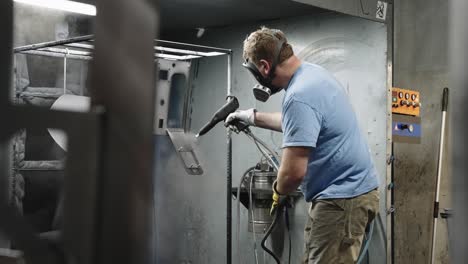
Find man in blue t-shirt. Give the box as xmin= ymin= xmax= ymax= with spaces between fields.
xmin=225 ymin=27 xmax=380 ymax=263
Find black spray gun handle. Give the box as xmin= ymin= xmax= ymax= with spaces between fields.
xmin=196 ymin=96 xmax=239 ymax=137
xmin=227 ymin=119 xmax=250 ymax=133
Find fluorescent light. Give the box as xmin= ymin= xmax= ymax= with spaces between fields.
xmin=155 ymin=54 xmax=202 ymax=60
xmin=14 ymin=0 xmax=96 ymax=16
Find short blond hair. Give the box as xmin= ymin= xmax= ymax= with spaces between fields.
xmin=243 ymin=27 xmax=294 ymax=66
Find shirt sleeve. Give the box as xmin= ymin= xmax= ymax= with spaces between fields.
xmin=282 ymin=99 xmax=323 ymax=148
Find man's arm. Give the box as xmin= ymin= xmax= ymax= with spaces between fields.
xmin=275 ymin=146 xmax=310 ymax=194
xmin=254 ymin=112 xmax=282 ymax=132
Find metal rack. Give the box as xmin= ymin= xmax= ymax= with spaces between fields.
xmin=12 ymin=35 xmax=235 ymax=264
xmin=13 ymin=34 xmax=231 ymax=61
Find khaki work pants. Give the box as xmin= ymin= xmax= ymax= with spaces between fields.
xmin=302 ymin=189 xmax=380 ymax=264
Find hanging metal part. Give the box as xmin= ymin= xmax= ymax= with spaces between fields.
xmin=154 ymin=60 xmax=191 ymax=135
xmin=166 ymin=128 xmax=203 ymax=175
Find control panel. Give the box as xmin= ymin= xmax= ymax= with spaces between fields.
xmin=391 ymin=87 xmax=421 ymax=116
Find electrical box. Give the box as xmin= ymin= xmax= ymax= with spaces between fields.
xmin=391 ymin=87 xmax=421 ymax=116
xmin=392 ymin=88 xmax=421 ymax=144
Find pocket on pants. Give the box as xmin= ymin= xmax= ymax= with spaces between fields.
xmin=349 ymin=204 xmax=368 ymax=236
xmin=349 ymin=190 xmax=380 ymax=236
xmin=310 ymin=199 xmax=346 ymax=237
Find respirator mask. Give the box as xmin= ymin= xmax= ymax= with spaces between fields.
xmin=242 ymin=37 xmax=285 ymax=102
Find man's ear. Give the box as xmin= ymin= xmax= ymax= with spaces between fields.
xmin=259 ymin=59 xmax=270 ymax=75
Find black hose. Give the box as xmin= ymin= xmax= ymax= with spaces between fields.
xmin=261 ymin=206 xmax=283 ymax=264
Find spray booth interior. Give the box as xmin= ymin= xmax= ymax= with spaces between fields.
xmin=5 ymin=0 xmax=393 ymax=263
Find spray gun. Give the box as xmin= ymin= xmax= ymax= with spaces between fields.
xmin=196 ymin=96 xmax=239 ymax=137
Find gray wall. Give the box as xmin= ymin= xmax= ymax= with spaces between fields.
xmin=393 ymin=0 xmax=450 ymax=263
xmin=157 ymin=13 xmax=388 ymax=263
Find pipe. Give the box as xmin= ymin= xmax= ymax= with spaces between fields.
xmin=38 ymin=47 xmax=91 ymax=56
xmin=155 ymin=46 xmax=226 ymax=57
xmin=13 ymin=35 xmax=94 ymax=53
xmin=18 ymin=50 xmax=93 ymax=61
xmin=431 ymin=88 xmax=449 ymax=264
xmin=65 ymin=43 xmax=94 ymax=50
xmin=155 ymin=39 xmax=232 ymax=54
xmin=226 ymin=52 xmax=233 ymax=264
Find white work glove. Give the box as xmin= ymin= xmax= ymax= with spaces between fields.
xmin=224 ymin=108 xmax=256 ymax=127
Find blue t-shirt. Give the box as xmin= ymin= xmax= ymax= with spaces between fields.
xmin=282 ymin=62 xmax=379 ymax=201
